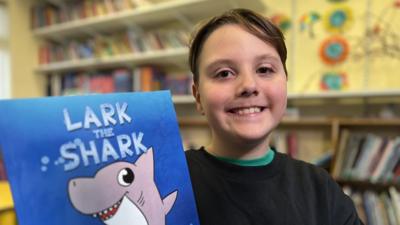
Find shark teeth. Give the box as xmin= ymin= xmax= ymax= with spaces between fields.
xmin=92 ymin=199 xmax=122 ymax=221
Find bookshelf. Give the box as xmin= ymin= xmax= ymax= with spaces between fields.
xmin=179 ymin=116 xmax=400 ymax=182
xmin=32 ymin=0 xmax=263 ymax=39
xmin=35 ymin=47 xmax=188 ymax=73
xmin=33 ymin=0 xmax=266 ymax=98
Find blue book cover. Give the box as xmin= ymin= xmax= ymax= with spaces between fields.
xmin=0 ymin=91 xmax=200 ymax=225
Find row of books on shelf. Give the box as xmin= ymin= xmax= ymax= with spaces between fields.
xmin=332 ymin=131 xmax=400 ymax=183
xmin=344 ymin=187 xmax=400 ymax=225
xmin=270 ymin=131 xmax=299 ymax=159
xmin=31 ymin=0 xmax=151 ymax=28
xmin=38 ymin=28 xmax=188 ymax=65
xmin=49 ymin=66 xmax=192 ymax=96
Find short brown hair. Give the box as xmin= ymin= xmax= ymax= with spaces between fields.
xmin=189 ymin=8 xmax=288 ymax=84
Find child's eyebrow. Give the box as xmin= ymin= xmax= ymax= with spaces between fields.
xmin=204 ymin=59 xmax=235 ymax=73
xmin=255 ymin=54 xmax=280 ymax=63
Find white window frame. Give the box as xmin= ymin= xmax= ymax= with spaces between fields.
xmin=0 ymin=2 xmax=10 ymax=99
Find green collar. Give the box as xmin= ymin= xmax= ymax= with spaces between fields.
xmin=214 ymin=148 xmax=275 ymax=167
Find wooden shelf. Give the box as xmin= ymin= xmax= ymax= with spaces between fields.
xmin=288 ymin=90 xmax=400 ymax=100
xmin=179 ymin=118 xmax=207 ymax=127
xmin=336 ymin=179 xmax=400 ymax=192
xmin=178 ymin=117 xmax=400 ymax=127
xmin=338 ymin=118 xmax=400 ymax=126
xmin=172 ymin=95 xmax=195 ymax=104
xmin=36 ymin=47 xmax=188 ymax=73
xmin=173 ymin=91 xmax=400 ymax=105
xmin=279 ymin=118 xmax=332 ymax=126
xmin=178 ymin=117 xmax=335 ymax=127
xmin=33 ymin=0 xmax=266 ymax=39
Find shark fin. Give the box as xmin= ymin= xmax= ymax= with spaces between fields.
xmin=162 ymin=190 xmax=178 ymax=215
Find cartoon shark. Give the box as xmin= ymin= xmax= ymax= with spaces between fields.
xmin=68 ymin=148 xmax=178 ymax=225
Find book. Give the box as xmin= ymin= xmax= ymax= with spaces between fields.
xmin=113 ymin=69 xmax=132 ymax=92
xmin=332 ymin=129 xmax=350 ymax=178
xmin=380 ymin=140 xmax=400 ymax=182
xmin=370 ymin=138 xmax=398 ymax=182
xmin=380 ymin=192 xmax=397 ymax=225
xmin=352 ymin=134 xmax=383 ymax=180
xmin=342 ymin=134 xmax=365 ymax=179
xmin=0 ymin=91 xmax=200 ymax=225
xmin=389 ymin=187 xmax=400 ymax=224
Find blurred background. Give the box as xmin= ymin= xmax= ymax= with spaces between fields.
xmin=0 ymin=0 xmax=399 ymax=224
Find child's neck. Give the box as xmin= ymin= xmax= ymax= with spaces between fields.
xmin=207 ymin=137 xmax=271 ymax=160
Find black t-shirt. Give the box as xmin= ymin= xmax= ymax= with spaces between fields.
xmin=185 ymin=147 xmax=364 ymax=225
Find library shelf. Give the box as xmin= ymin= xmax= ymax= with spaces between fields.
xmin=33 ymin=0 xmax=265 ymax=39
xmin=36 ymin=47 xmax=188 ymax=73
xmin=336 ymin=179 xmax=400 ymax=192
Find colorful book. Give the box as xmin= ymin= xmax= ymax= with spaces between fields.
xmin=0 ymin=91 xmax=200 ymax=225
xmin=332 ymin=129 xmax=350 ymax=178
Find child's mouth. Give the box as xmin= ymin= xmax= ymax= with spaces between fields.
xmin=228 ymin=106 xmax=265 ymax=115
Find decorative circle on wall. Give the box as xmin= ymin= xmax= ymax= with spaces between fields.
xmin=299 ymin=11 xmax=321 ymax=38
xmin=320 ymin=72 xmax=348 ymax=90
xmin=270 ymin=13 xmax=292 ymax=32
xmin=323 ymin=5 xmax=353 ymax=33
xmin=319 ymin=36 xmax=349 ymax=65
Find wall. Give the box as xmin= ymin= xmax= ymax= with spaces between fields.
xmin=262 ymin=0 xmax=400 ymax=94
xmin=9 ymin=0 xmax=45 ymax=98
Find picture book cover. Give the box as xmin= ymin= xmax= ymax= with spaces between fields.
xmin=0 ymin=91 xmax=200 ymax=225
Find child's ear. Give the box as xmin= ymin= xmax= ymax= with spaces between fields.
xmin=192 ymin=83 xmax=205 ymax=115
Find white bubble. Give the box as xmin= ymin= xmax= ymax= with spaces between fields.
xmin=59 ymin=157 xmax=65 ymax=163
xmin=41 ymin=166 xmax=47 ymax=172
xmin=41 ymin=156 xmax=50 ymax=164
xmin=54 ymin=161 xmax=59 ymax=165
xmin=74 ymin=138 xmax=82 ymax=145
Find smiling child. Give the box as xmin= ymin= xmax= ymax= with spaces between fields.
xmin=185 ymin=8 xmax=364 ymax=225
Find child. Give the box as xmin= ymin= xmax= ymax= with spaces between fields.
xmin=185 ymin=8 xmax=364 ymax=225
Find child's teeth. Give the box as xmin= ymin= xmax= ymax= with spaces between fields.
xmin=236 ymin=107 xmax=260 ymax=114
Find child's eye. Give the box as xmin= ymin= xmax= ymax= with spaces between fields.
xmin=215 ymin=70 xmax=234 ymax=79
xmin=257 ymin=66 xmax=274 ymax=75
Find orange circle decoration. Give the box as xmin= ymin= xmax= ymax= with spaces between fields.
xmin=270 ymin=13 xmax=292 ymax=33
xmin=319 ymin=36 xmax=349 ymax=65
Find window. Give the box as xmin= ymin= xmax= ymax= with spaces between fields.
xmin=0 ymin=3 xmax=10 ymax=99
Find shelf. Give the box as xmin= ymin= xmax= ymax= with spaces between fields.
xmin=279 ymin=118 xmax=332 ymax=126
xmin=178 ymin=117 xmax=400 ymax=127
xmin=172 ymin=95 xmax=195 ymax=104
xmin=33 ymin=0 xmax=266 ymax=39
xmin=288 ymin=90 xmax=400 ymax=100
xmin=337 ymin=179 xmax=400 ymax=192
xmin=36 ymin=47 xmax=188 ymax=73
xmin=179 ymin=118 xmax=207 ymax=127
xmin=172 ymin=90 xmax=400 ymax=105
xmin=338 ymin=118 xmax=400 ymax=126
xmin=178 ymin=117 xmax=335 ymax=127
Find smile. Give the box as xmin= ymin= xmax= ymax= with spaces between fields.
xmin=228 ymin=106 xmax=265 ymax=115
xmin=92 ymin=197 xmax=123 ymax=221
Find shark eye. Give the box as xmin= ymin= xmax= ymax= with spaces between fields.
xmin=117 ymin=168 xmax=134 ymax=187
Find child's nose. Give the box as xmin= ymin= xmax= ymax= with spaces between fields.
xmin=236 ymin=72 xmax=258 ymax=97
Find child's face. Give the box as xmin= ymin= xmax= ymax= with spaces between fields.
xmin=193 ymin=24 xmax=287 ymax=148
